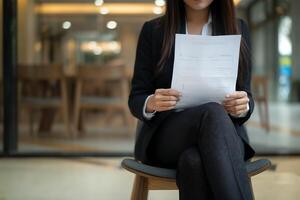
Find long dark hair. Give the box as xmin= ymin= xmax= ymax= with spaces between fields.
xmin=156 ymin=0 xmax=250 ymax=85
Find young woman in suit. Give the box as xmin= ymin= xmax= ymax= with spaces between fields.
xmin=128 ymin=0 xmax=255 ymax=199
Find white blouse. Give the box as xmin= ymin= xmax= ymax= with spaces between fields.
xmin=185 ymin=13 xmax=212 ymax=36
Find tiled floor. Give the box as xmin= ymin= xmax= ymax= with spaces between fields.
xmin=1 ymin=157 xmax=300 ymax=200
xmin=247 ymin=103 xmax=300 ymax=153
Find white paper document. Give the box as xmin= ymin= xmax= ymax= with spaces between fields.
xmin=171 ymin=34 xmax=241 ymax=109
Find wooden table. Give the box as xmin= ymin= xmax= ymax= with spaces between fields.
xmin=37 ymin=60 xmax=134 ymax=135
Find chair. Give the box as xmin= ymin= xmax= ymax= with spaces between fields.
xmin=18 ymin=64 xmax=71 ymax=137
xmin=122 ymin=158 xmax=271 ymax=200
xmin=122 ymin=121 xmax=272 ymax=200
xmin=73 ymin=63 xmax=132 ymax=137
xmin=252 ymin=75 xmax=270 ymax=132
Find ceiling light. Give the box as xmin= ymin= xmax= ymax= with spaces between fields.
xmin=106 ymin=21 xmax=117 ymax=29
xmin=94 ymin=0 xmax=104 ymax=7
xmin=62 ymin=21 xmax=71 ymax=29
xmin=88 ymin=41 xmax=97 ymax=50
xmin=93 ymin=46 xmax=103 ymax=55
xmin=153 ymin=6 xmax=163 ymax=15
xmin=36 ymin=3 xmax=165 ymax=15
xmin=99 ymin=7 xmax=109 ymax=15
xmin=234 ymin=0 xmax=241 ymax=6
xmin=155 ymin=0 xmax=165 ymax=7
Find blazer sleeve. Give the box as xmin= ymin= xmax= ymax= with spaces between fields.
xmin=230 ymin=19 xmax=255 ymax=125
xmin=128 ymin=21 xmax=156 ymax=122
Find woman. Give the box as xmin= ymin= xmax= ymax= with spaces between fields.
xmin=128 ymin=0 xmax=255 ymax=199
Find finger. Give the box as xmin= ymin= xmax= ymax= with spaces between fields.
xmin=224 ymin=104 xmax=248 ymax=114
xmin=155 ymin=95 xmax=179 ymax=101
xmin=156 ymin=101 xmax=177 ymax=108
xmin=230 ymin=109 xmax=248 ymax=116
xmin=223 ymin=98 xmax=249 ymax=106
xmin=156 ymin=89 xmax=182 ymax=97
xmin=224 ymin=104 xmax=248 ymax=112
xmin=226 ymin=108 xmax=248 ymax=116
xmin=225 ymin=91 xmax=247 ymax=100
xmin=156 ymin=105 xmax=176 ymax=112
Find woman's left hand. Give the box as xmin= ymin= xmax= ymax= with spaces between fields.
xmin=222 ymin=91 xmax=249 ymax=116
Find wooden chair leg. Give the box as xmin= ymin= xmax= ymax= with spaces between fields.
xmin=73 ymin=80 xmax=82 ymax=138
xmin=264 ymin=99 xmax=270 ymax=132
xmin=257 ymin=101 xmax=263 ymax=128
xmin=61 ymin=80 xmax=71 ymax=138
xmin=120 ymin=78 xmax=133 ymax=132
xmin=124 ymin=108 xmax=133 ymax=128
xmin=131 ymin=175 xmax=149 ymax=200
xmin=78 ymin=111 xmax=86 ymax=138
xmin=29 ymin=108 xmax=35 ymax=137
xmin=105 ymin=109 xmax=115 ymax=125
xmin=62 ymin=105 xmax=70 ymax=138
xmin=78 ymin=111 xmax=85 ymax=133
xmin=263 ymin=79 xmax=270 ymax=132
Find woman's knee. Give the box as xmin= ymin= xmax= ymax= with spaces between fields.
xmin=193 ymin=102 xmax=230 ymax=124
xmin=177 ymin=147 xmax=203 ymax=171
xmin=201 ymin=102 xmax=227 ymax=115
xmin=194 ymin=102 xmax=235 ymax=139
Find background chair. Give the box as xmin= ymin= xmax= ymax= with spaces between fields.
xmin=122 ymin=121 xmax=272 ymax=200
xmin=252 ymin=75 xmax=270 ymax=132
xmin=18 ymin=64 xmax=71 ymax=137
xmin=73 ymin=63 xmax=132 ymax=137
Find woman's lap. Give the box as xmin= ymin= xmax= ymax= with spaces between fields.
xmin=146 ymin=102 xmax=245 ymax=168
xmin=147 ymin=106 xmax=199 ymax=168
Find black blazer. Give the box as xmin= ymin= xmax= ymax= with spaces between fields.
xmin=128 ymin=15 xmax=255 ymax=164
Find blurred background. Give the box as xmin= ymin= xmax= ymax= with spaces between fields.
xmin=1 ymin=0 xmax=300 ymax=200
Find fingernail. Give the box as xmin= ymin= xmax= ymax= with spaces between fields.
xmin=226 ymin=94 xmax=230 ymax=98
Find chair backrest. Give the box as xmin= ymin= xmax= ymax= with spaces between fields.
xmin=18 ymin=64 xmax=64 ymax=81
xmin=252 ymin=75 xmax=268 ymax=100
xmin=77 ymin=63 xmax=126 ymax=82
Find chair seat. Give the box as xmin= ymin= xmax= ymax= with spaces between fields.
xmin=122 ymin=158 xmax=271 ymax=180
xmin=80 ymin=97 xmax=124 ymax=106
xmin=21 ymin=97 xmax=61 ymax=107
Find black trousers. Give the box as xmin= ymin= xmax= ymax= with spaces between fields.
xmin=146 ymin=102 xmax=253 ymax=200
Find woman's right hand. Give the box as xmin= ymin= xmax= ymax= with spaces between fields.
xmin=146 ymin=89 xmax=182 ymax=112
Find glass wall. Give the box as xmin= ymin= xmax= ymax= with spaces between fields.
xmin=245 ymin=0 xmax=300 ymax=154
xmin=16 ymin=0 xmax=164 ymax=154
xmin=0 ymin=0 xmax=3 ymax=152
xmin=1 ymin=0 xmax=300 ymax=155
